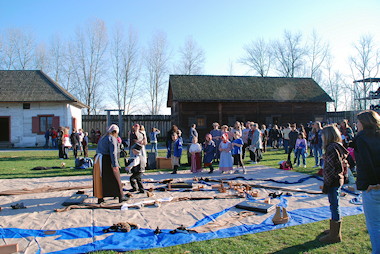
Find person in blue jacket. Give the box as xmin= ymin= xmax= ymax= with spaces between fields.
xmin=167 ymin=131 xmax=183 ymax=174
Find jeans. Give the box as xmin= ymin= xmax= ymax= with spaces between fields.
xmin=151 ymin=142 xmax=158 ymax=153
xmin=362 ymin=189 xmax=380 ymax=254
xmin=278 ymin=138 xmax=283 ymax=148
xmin=283 ymin=139 xmax=289 ymax=154
xmin=52 ymin=138 xmax=57 ymax=148
xmin=313 ymin=144 xmax=323 ymax=166
xmin=295 ymin=148 xmax=306 ymax=166
xmin=327 ymin=186 xmax=341 ymax=221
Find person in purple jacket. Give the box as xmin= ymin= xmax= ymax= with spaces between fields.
xmin=295 ymin=132 xmax=308 ymax=167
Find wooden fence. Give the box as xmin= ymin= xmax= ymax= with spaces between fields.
xmin=82 ymin=115 xmax=172 ymax=140
xmin=326 ymin=111 xmax=358 ymax=125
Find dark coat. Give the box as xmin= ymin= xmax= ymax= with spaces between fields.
xmin=353 ymin=130 xmax=380 ymax=190
xmin=289 ymin=130 xmax=299 ymax=148
xmin=203 ymin=140 xmax=216 ymax=164
xmin=166 ymin=138 xmax=183 ymax=158
xmin=322 ymin=142 xmax=348 ymax=193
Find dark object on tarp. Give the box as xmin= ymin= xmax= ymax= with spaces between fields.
xmin=147 ymin=152 xmax=157 ymax=169
xmin=154 ymin=227 xmax=162 ymax=235
xmin=169 ymin=225 xmax=196 ymax=234
xmin=75 ymin=157 xmax=93 ymax=169
xmin=103 ymin=222 xmax=131 ymax=233
xmin=168 ymin=182 xmax=193 ymax=188
xmin=44 ymin=230 xmax=57 ymax=235
xmin=102 ymin=222 xmax=140 ymax=233
xmin=11 ymin=202 xmax=27 ymax=209
xmin=32 ymin=166 xmax=62 ymax=170
xmin=62 ymin=194 xmax=88 ymax=206
xmin=269 ymin=192 xmax=283 ymax=198
xmin=235 ymin=201 xmax=275 ymax=213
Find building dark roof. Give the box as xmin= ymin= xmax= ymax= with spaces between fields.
xmin=168 ymin=75 xmax=333 ymax=106
xmin=0 ymin=70 xmax=87 ymax=108
xmin=354 ymin=78 xmax=380 ymax=83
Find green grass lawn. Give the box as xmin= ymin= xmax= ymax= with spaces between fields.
xmin=0 ymin=147 xmax=371 ymax=254
xmin=0 ymin=147 xmax=318 ymax=179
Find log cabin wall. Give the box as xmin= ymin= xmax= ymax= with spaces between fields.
xmin=175 ymin=101 xmax=327 ymax=141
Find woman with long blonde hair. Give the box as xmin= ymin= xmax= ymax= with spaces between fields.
xmin=319 ymin=125 xmax=348 ymax=243
xmin=354 ymin=110 xmax=380 ymax=253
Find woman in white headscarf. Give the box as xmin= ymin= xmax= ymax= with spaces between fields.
xmin=93 ymin=124 xmax=128 ymax=204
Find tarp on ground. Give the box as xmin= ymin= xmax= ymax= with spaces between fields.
xmin=0 ymin=165 xmax=362 ymax=253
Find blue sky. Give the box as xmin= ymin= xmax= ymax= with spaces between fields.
xmin=1 ymin=0 xmax=379 ymax=76
xmin=1 ymin=0 xmax=379 ymax=112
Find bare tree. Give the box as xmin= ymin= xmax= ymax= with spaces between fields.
xmin=72 ymin=19 xmax=108 ymax=115
xmin=323 ymin=56 xmax=343 ymax=112
xmin=349 ymin=34 xmax=380 ymax=110
xmin=110 ymin=25 xmax=141 ymax=114
xmin=34 ymin=43 xmax=48 ymax=71
xmin=2 ymin=29 xmax=19 ymax=69
xmin=240 ymin=38 xmax=272 ymax=77
xmin=227 ymin=58 xmax=235 ymax=75
xmin=177 ymin=36 xmax=205 ymax=75
xmin=306 ymin=30 xmax=329 ymax=82
xmin=110 ymin=24 xmax=124 ymax=111
xmin=6 ymin=29 xmax=36 ymax=70
xmin=272 ymin=30 xmax=306 ymax=77
xmin=144 ymin=31 xmax=170 ymax=114
xmin=46 ymin=35 xmax=66 ymax=83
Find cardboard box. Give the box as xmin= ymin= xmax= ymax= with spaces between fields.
xmin=0 ymin=243 xmax=18 ymax=254
xmin=156 ymin=157 xmax=172 ymax=169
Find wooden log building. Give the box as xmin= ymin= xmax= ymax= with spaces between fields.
xmin=167 ymin=75 xmax=333 ymax=139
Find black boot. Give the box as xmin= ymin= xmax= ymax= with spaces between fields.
xmin=208 ymin=165 xmax=214 ymax=174
xmin=171 ymin=165 xmax=178 ymax=174
xmin=119 ymin=195 xmax=129 ymax=203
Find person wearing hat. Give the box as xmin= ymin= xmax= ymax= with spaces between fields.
xmin=93 ymin=124 xmax=128 ymax=204
xmin=125 ymin=143 xmax=146 ymax=193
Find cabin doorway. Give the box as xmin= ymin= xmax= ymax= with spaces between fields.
xmin=0 ymin=117 xmax=10 ymax=142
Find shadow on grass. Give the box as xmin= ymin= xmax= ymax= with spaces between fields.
xmin=272 ymin=236 xmax=330 ymax=254
xmin=0 ymin=156 xmax=59 ymax=161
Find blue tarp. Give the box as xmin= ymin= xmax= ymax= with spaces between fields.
xmin=0 ymin=205 xmax=363 ymax=254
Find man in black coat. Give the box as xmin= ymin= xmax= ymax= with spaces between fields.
xmin=287 ymin=124 xmax=299 ymax=163
xmin=70 ymin=128 xmax=80 ymax=159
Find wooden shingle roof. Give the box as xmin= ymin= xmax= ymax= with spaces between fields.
xmin=0 ymin=70 xmax=87 ymax=108
xmin=168 ymin=75 xmax=333 ymax=106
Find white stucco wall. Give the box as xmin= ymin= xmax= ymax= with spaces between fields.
xmin=0 ymin=102 xmax=83 ymax=147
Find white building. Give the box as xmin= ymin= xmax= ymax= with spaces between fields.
xmin=0 ymin=70 xmax=87 ymax=147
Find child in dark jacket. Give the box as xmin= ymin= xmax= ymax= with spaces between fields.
xmin=166 ymin=132 xmax=183 ymax=174
xmin=125 ymin=143 xmax=146 ymax=193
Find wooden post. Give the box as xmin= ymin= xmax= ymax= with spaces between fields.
xmin=106 ymin=111 xmax=111 ymax=128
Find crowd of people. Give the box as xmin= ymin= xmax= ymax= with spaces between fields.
xmin=44 ymin=127 xmax=89 ymax=159
xmin=161 ymin=112 xmax=380 ymax=251
xmin=43 ymin=109 xmax=379 ymax=252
